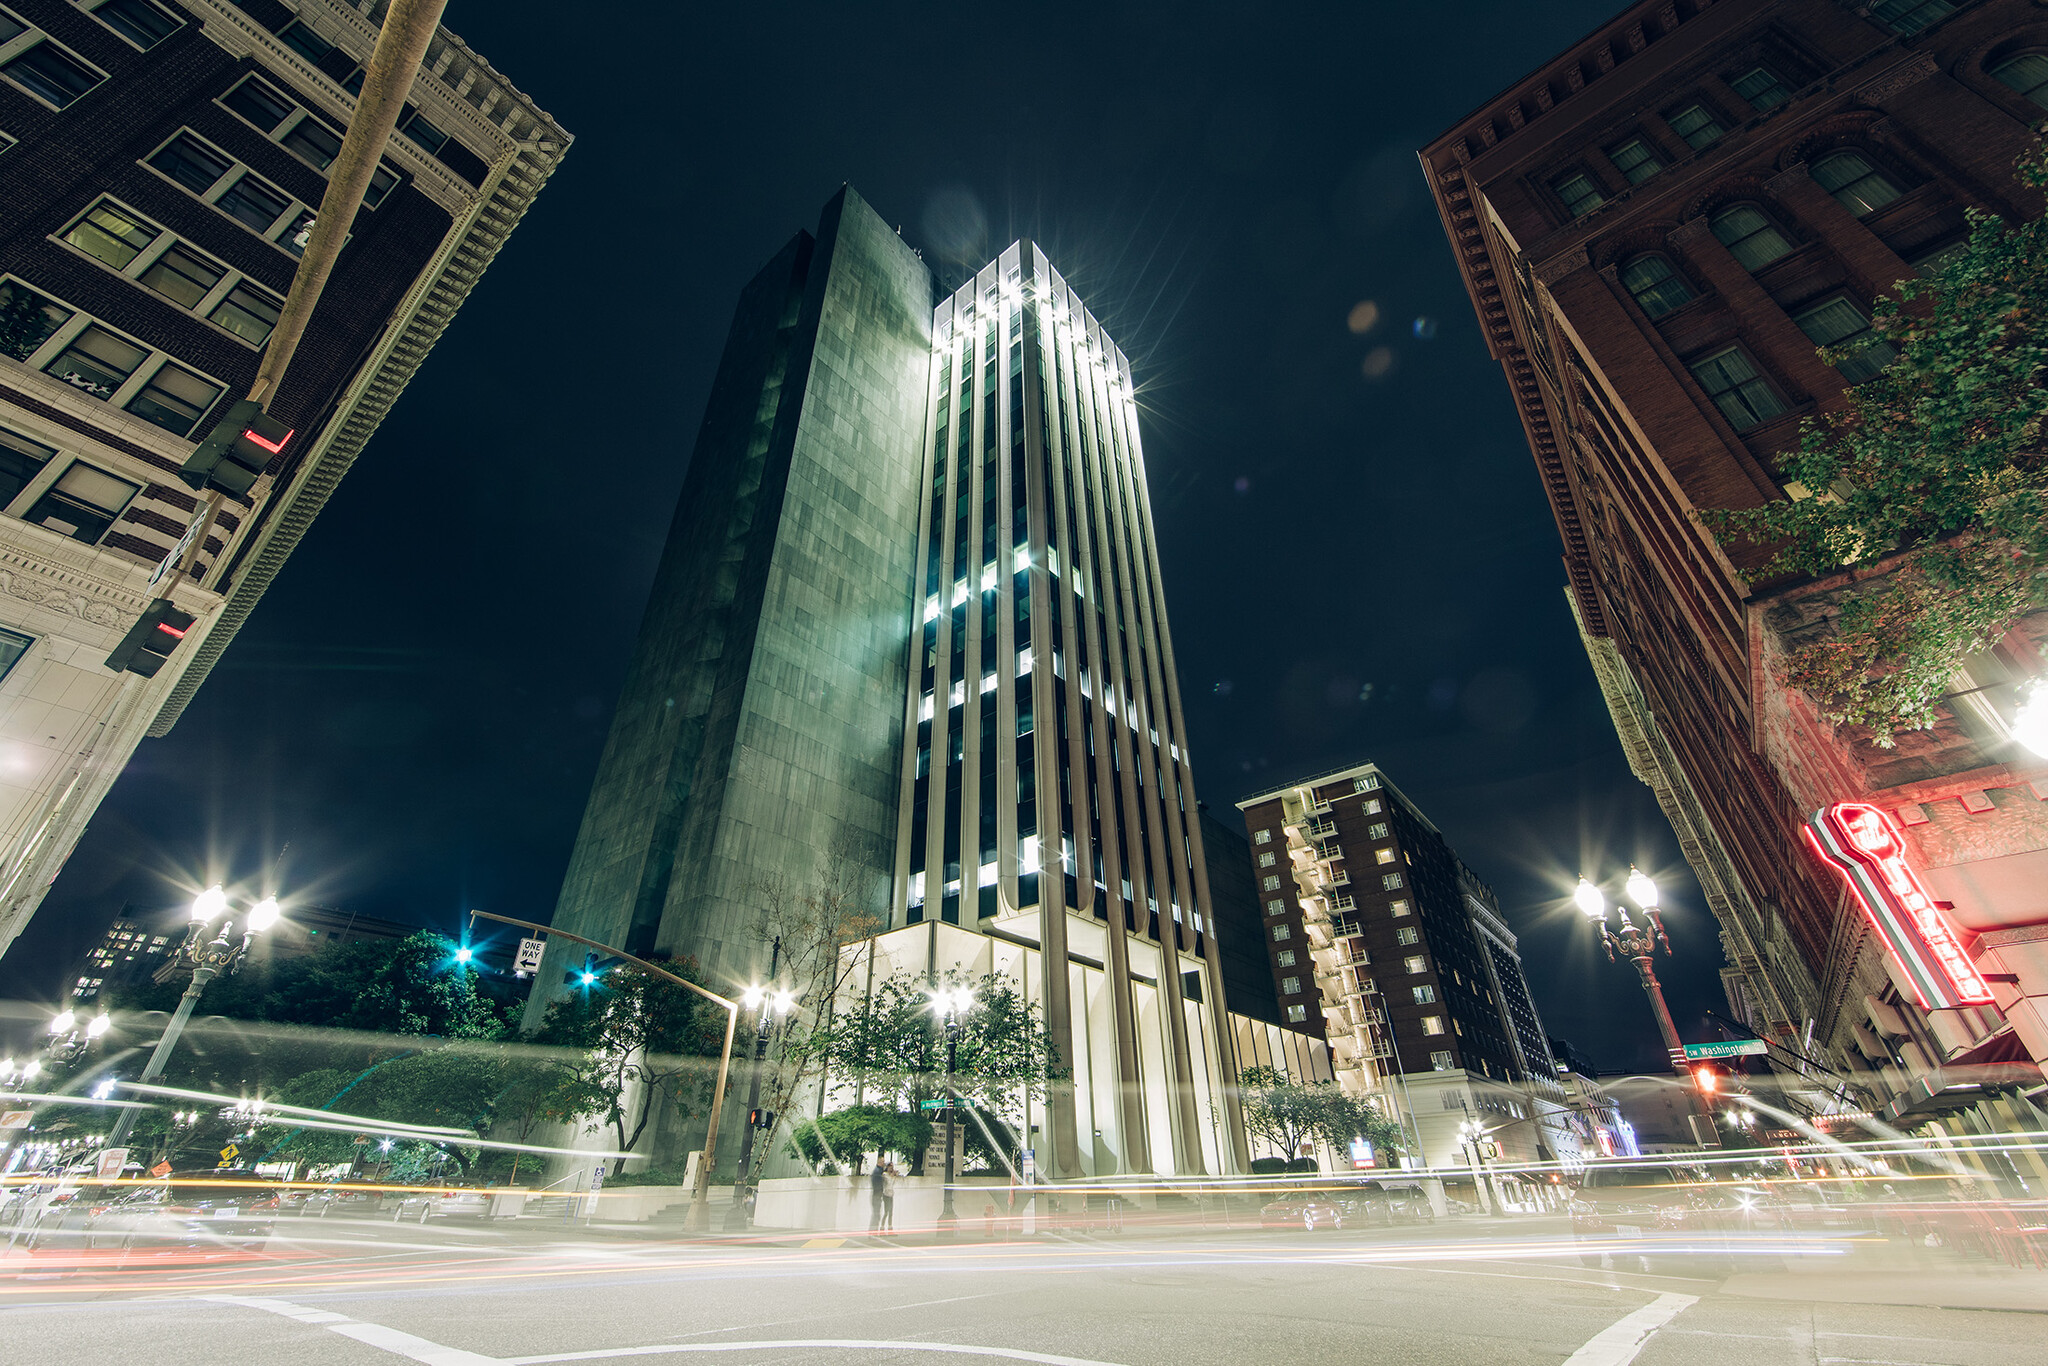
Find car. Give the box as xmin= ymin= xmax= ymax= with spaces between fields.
xmin=385 ymin=1185 xmax=492 ymax=1223
xmin=1339 ymin=1181 xmax=1437 ymax=1226
xmin=299 ymin=1179 xmax=383 ymax=1217
xmin=1567 ymin=1160 xmax=1772 ymax=1271
xmin=1260 ymin=1196 xmax=1347 ymax=1231
xmin=78 ymin=1169 xmax=282 ymax=1252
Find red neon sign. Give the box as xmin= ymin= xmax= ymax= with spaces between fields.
xmin=1803 ymin=802 xmax=1993 ymax=1010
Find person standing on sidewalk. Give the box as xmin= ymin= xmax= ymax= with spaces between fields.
xmin=868 ymin=1160 xmax=887 ymax=1231
xmin=880 ymin=1162 xmax=897 ymax=1232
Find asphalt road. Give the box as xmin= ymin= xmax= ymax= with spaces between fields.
xmin=3 ymin=1214 xmax=2044 ymax=1366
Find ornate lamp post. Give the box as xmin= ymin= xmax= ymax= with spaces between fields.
xmin=105 ymin=886 xmax=281 ymax=1148
xmin=1456 ymin=1118 xmax=1496 ymax=1214
xmin=727 ymin=935 xmax=793 ymax=1231
xmin=1576 ymin=868 xmax=1718 ymax=1145
xmin=931 ymin=985 xmax=975 ymax=1234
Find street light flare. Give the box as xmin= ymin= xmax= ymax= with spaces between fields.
xmin=1573 ymin=877 xmax=1605 ymax=920
xmin=1626 ymin=866 xmax=1659 ymax=910
xmin=191 ymin=883 xmax=229 ymax=923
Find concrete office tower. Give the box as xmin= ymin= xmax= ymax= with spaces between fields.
xmin=546 ymin=216 xmax=1255 ymax=1178
xmin=540 ymin=189 xmax=931 ymax=989
xmin=0 ymin=0 xmax=567 ymax=957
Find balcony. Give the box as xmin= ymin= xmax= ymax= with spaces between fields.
xmin=1326 ymin=868 xmax=1350 ymax=886
xmin=1305 ymin=818 xmax=1338 ymax=838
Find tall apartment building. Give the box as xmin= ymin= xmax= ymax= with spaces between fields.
xmin=0 ymin=0 xmax=566 ymax=958
xmin=1237 ymin=763 xmax=1578 ymax=1167
xmin=1424 ymin=0 xmax=2048 ymax=1141
xmin=544 ymin=191 xmax=1259 ymax=1179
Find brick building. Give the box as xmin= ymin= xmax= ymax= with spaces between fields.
xmin=1237 ymin=763 xmax=1579 ymax=1168
xmin=0 ymin=0 xmax=566 ymax=959
xmin=1424 ymin=0 xmax=2048 ymax=1142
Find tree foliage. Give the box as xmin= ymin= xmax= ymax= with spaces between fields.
xmin=1236 ymin=1066 xmax=1405 ymax=1165
xmin=532 ymin=958 xmax=721 ymax=1169
xmin=785 ymin=1104 xmax=932 ymax=1172
xmin=818 ymin=969 xmax=1063 ymax=1119
xmin=1706 ymin=135 xmax=2048 ymax=744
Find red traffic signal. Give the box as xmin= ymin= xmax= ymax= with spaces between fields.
xmin=104 ymin=597 xmax=196 ymax=677
xmin=179 ymin=399 xmax=295 ymax=497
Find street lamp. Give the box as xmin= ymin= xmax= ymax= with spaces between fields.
xmin=932 ymin=985 xmax=975 ymax=1234
xmin=1456 ymin=1118 xmax=1495 ymax=1215
xmin=1577 ymin=867 xmax=1719 ymax=1146
xmin=105 ymin=884 xmax=283 ymax=1148
xmin=2014 ymin=682 xmax=2048 ymax=758
xmin=727 ymin=938 xmax=792 ymax=1231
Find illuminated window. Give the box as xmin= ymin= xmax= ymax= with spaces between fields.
xmin=1396 ymin=926 xmax=1419 ymax=946
xmin=1381 ymin=872 xmax=1404 ymax=890
xmin=1254 ymin=828 xmax=1272 ymax=844
xmin=1404 ymin=955 xmax=1428 ymax=975
xmin=1376 ymin=848 xmax=1397 ymax=865
xmin=1812 ymin=152 xmax=1902 ymax=219
xmin=1262 ymin=874 xmax=1281 ymax=891
xmin=1793 ymin=297 xmax=1896 ymax=383
xmin=1710 ymin=204 xmax=1793 ymax=270
xmin=1430 ymin=1050 xmax=1455 ymax=1071
xmin=1666 ymin=103 xmax=1724 ymax=150
xmin=1870 ymin=0 xmax=1955 ymax=35
xmin=1993 ymin=53 xmax=2048 ymax=110
xmin=1421 ymin=1016 xmax=1446 ymax=1035
xmin=1413 ymin=985 xmax=1436 ymax=1005
xmin=1272 ymin=924 xmax=1291 ymax=942
xmin=1353 ymin=774 xmax=1381 ymax=793
xmin=1282 ymin=976 xmax=1301 ymax=995
xmin=1287 ymin=1004 xmax=1307 ymax=1023
xmin=1620 ymin=255 xmax=1695 ymax=318
xmin=1265 ymin=898 xmax=1285 ymax=915
xmin=1258 ymin=852 xmax=1276 ymax=868
xmin=1552 ymin=171 xmax=1603 ymax=218
xmin=1368 ymin=823 xmax=1389 ymax=839
xmin=64 ymin=201 xmax=159 ymax=270
xmin=1730 ymin=65 xmax=1791 ymax=111
xmin=1606 ymin=137 xmax=1662 ymax=185
xmin=1277 ymin=950 xmax=1296 ymax=967
xmin=1362 ymin=798 xmax=1383 ymax=815
xmin=1690 ymin=347 xmax=1787 ymax=430
xmin=1389 ymin=899 xmax=1411 ymax=917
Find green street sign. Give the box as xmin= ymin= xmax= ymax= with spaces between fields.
xmin=1683 ymin=1039 xmax=1767 ymax=1060
xmin=919 ymin=1099 xmax=951 ymax=1111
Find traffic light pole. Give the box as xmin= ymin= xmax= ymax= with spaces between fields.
xmin=468 ymin=911 xmax=737 ymax=1233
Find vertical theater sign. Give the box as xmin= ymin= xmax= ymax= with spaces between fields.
xmin=1804 ymin=802 xmax=1995 ymax=1010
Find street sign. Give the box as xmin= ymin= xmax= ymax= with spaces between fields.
xmin=150 ymin=1160 xmax=172 ymax=1178
xmin=96 ymin=1147 xmax=129 ymax=1180
xmin=218 ymin=1142 xmax=239 ymax=1166
xmin=1682 ymin=1039 xmax=1768 ymax=1060
xmin=0 ymin=1109 xmax=30 ymax=1130
xmin=918 ymin=1098 xmax=951 ymax=1111
xmin=147 ymin=503 xmax=210 ymax=595
xmin=515 ymin=937 xmax=546 ymax=974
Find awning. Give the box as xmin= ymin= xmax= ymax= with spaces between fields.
xmin=1879 ymin=1061 xmax=2045 ymax=1124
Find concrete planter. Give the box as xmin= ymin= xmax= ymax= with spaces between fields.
xmin=753 ymin=1174 xmax=1016 ymax=1233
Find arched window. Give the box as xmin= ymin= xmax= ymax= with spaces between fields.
xmin=1710 ymin=204 xmax=1793 ymax=270
xmin=1992 ymin=52 xmax=2048 ymax=110
xmin=1812 ymin=152 xmax=1903 ymax=218
xmin=1619 ymin=255 xmax=1695 ymax=318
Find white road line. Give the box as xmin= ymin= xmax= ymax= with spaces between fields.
xmin=504 ymin=1342 xmax=1130 ymax=1366
xmin=204 ymin=1295 xmax=502 ymax=1366
xmin=1560 ymin=1293 xmax=1699 ymax=1366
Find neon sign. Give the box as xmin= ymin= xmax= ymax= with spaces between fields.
xmin=1803 ymin=802 xmax=1993 ymax=1009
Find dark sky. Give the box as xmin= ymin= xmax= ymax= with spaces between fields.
xmin=0 ymin=0 xmax=1725 ymax=1072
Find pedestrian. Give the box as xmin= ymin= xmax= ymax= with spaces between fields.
xmin=880 ymin=1162 xmax=897 ymax=1232
xmin=868 ymin=1159 xmax=886 ymax=1231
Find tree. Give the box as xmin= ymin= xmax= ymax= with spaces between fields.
xmin=1707 ymin=135 xmax=2048 ymax=744
xmin=533 ymin=959 xmax=720 ymax=1170
xmin=347 ymin=932 xmax=509 ymax=1039
xmin=816 ymin=968 xmax=1064 ymax=1172
xmin=1237 ymin=1066 xmax=1405 ymax=1166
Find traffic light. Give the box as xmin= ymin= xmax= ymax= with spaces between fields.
xmin=564 ymin=952 xmax=623 ymax=987
xmin=748 ymin=1108 xmax=776 ymax=1130
xmin=1693 ymin=1064 xmax=1723 ymax=1096
xmin=179 ymin=399 xmax=295 ymax=497
xmin=104 ymin=597 xmax=197 ymax=677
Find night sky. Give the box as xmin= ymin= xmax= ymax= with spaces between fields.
xmin=0 ymin=1 xmax=1724 ymax=1072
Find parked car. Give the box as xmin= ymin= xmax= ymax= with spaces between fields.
xmin=1339 ymin=1181 xmax=1437 ymax=1226
xmin=300 ymin=1179 xmax=384 ymax=1217
xmin=78 ymin=1169 xmax=282 ymax=1252
xmin=386 ymin=1185 xmax=492 ymax=1223
xmin=1260 ymin=1196 xmax=1347 ymax=1231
